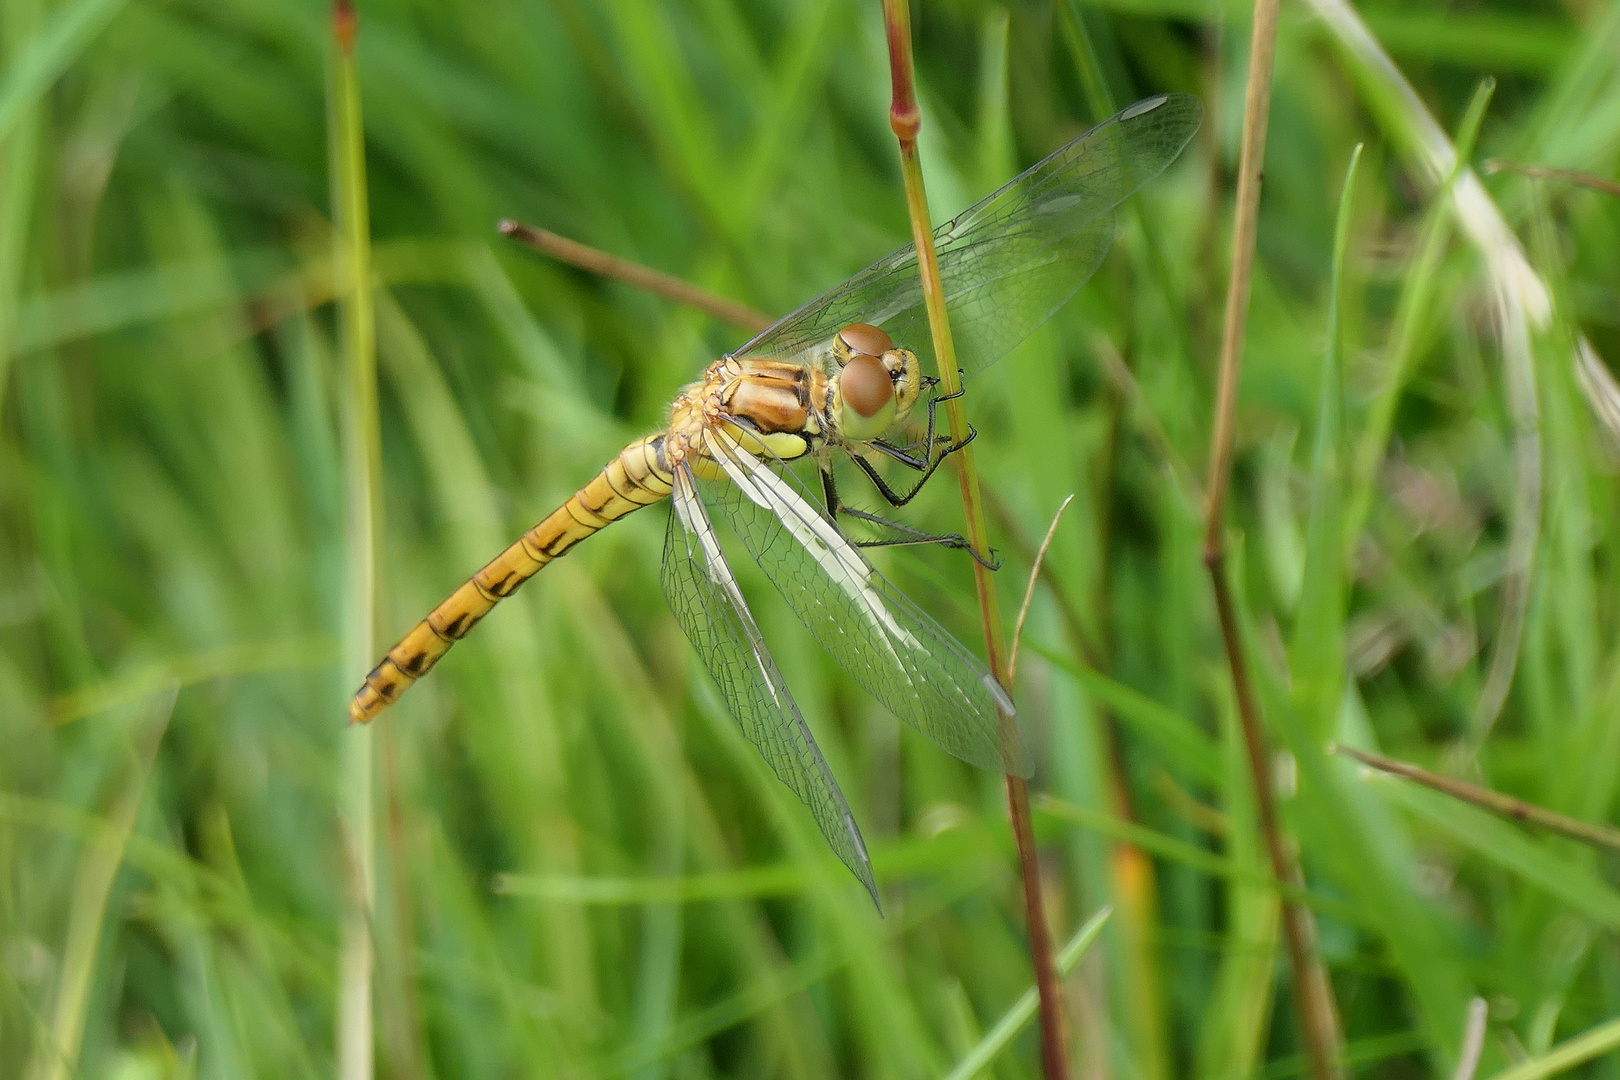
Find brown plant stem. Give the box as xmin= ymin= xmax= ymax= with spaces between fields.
xmin=1200 ymin=1 xmax=1343 ymax=1079
xmin=1481 ymin=159 xmax=1620 ymax=199
xmin=879 ymin=3 xmax=1067 ymax=1078
xmin=1331 ymin=744 xmax=1620 ymax=852
xmin=498 ymin=218 xmax=772 ymax=333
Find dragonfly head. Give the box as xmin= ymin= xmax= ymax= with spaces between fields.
xmin=831 ymin=323 xmax=922 ymax=441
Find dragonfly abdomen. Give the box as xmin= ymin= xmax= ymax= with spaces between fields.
xmin=349 ymin=434 xmax=674 ymax=723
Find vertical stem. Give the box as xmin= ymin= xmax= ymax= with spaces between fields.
xmin=330 ymin=3 xmax=379 ymax=1079
xmin=1200 ymin=3 xmax=1343 ymax=1080
xmin=1201 ymin=2 xmax=1276 ymax=544
xmin=879 ymin=4 xmax=1068 ymax=1078
xmin=25 ymin=692 xmax=175 ymax=1080
xmin=0 ymin=0 xmax=41 ymax=418
xmin=378 ymin=726 xmax=428 ymax=1080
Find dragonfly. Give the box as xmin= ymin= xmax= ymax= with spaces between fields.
xmin=351 ymin=94 xmax=1201 ymax=902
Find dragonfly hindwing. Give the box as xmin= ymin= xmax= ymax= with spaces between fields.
xmin=662 ymin=467 xmax=878 ymax=905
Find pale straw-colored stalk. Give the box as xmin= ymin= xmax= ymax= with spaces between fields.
xmin=1452 ymin=998 xmax=1490 ymax=1080
xmin=1008 ymin=495 xmax=1075 ymax=687
xmin=1200 ymin=1 xmax=1345 ymax=1078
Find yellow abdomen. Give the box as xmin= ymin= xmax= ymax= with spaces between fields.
xmin=349 ymin=434 xmax=673 ymax=723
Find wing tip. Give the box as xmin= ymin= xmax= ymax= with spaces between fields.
xmin=859 ymin=869 xmax=883 ymax=915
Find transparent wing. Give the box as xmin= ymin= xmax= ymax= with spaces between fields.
xmin=661 ymin=466 xmax=878 ymax=904
xmin=731 ymin=94 xmax=1202 ymax=376
xmin=697 ymin=428 xmax=1029 ymax=778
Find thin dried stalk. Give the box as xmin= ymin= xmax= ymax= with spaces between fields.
xmin=878 ymin=3 xmax=1067 ymax=1078
xmin=1200 ymin=1 xmax=1343 ymax=1078
xmin=499 ymin=219 xmax=772 ymax=333
xmin=1008 ymin=495 xmax=1075 ymax=686
xmin=1452 ymin=999 xmax=1490 ymax=1080
xmin=1332 ymin=744 xmax=1620 ymax=853
xmin=1482 ymin=160 xmax=1620 ymax=199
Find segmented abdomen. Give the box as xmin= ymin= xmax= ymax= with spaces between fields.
xmin=349 ymin=434 xmax=673 ymax=723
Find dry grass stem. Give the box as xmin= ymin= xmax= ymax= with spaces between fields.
xmin=1200 ymin=0 xmax=1281 ymax=548
xmin=1332 ymin=744 xmax=1620 ymax=852
xmin=1575 ymin=338 xmax=1620 ymax=449
xmin=499 ymin=219 xmax=772 ymax=333
xmin=1201 ymin=0 xmax=1344 ymax=1077
xmin=1452 ymin=998 xmax=1490 ymax=1080
xmin=1008 ymin=494 xmax=1075 ymax=686
xmin=1482 ymin=160 xmax=1620 ymax=199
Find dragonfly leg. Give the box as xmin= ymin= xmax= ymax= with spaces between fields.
xmin=858 ymin=424 xmax=976 ymax=507
xmin=872 ymin=371 xmax=970 ymax=468
xmin=819 ymin=462 xmax=1000 ymax=570
xmin=843 ymin=507 xmax=1002 ymax=570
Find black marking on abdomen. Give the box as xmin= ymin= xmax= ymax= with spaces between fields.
xmin=540 ymin=530 xmax=576 ymax=557
xmin=397 ymin=650 xmax=431 ymax=676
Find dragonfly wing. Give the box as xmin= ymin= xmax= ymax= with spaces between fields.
xmin=731 ymin=94 xmax=1202 ymax=377
xmin=698 ymin=429 xmax=1029 ymax=778
xmin=662 ymin=465 xmax=878 ymax=903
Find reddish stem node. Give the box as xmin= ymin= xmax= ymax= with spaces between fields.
xmin=889 ymin=106 xmax=921 ymax=144
xmin=333 ymin=0 xmax=358 ymax=55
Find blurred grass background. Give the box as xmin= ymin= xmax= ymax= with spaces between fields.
xmin=4 ymin=0 xmax=1620 ymax=1077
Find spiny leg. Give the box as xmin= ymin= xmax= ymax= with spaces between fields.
xmin=856 ymin=374 xmax=975 ymax=506
xmin=858 ymin=425 xmax=975 ymax=507
xmin=818 ymin=461 xmax=1000 ymax=570
xmin=875 ymin=373 xmax=966 ymax=464
xmin=843 ymin=507 xmax=1002 ymax=570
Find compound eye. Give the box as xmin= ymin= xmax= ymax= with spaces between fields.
xmin=837 ymin=322 xmax=893 ymax=361
xmin=841 ymin=354 xmax=894 ymax=419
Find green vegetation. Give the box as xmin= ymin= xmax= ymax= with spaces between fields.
xmin=3 ymin=1 xmax=1620 ymax=1078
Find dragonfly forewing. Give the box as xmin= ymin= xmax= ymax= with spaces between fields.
xmin=663 ymin=467 xmax=878 ymax=903
xmin=730 ymin=94 xmax=1202 ymax=380
xmin=698 ymin=429 xmax=1029 ymax=778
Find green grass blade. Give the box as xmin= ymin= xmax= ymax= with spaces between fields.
xmin=1482 ymin=1016 xmax=1620 ymax=1080
xmin=939 ymin=906 xmax=1112 ymax=1080
xmin=1290 ymin=143 xmax=1361 ymax=738
xmin=328 ymin=6 xmax=379 ymax=1077
xmin=0 ymin=0 xmax=128 ymax=142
